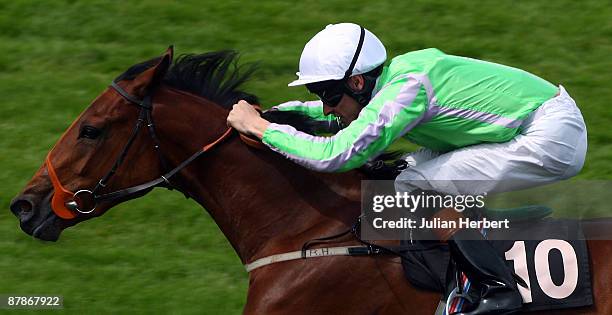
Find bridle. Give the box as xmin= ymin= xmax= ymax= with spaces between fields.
xmin=45 ymin=81 xmax=235 ymax=219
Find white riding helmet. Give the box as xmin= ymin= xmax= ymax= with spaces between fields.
xmin=288 ymin=23 xmax=387 ymax=87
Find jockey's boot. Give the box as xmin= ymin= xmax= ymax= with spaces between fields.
xmin=433 ymin=208 xmax=523 ymax=315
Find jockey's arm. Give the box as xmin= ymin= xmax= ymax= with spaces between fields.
xmin=260 ymin=76 xmax=428 ymax=172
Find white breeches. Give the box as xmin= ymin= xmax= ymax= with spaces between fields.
xmin=395 ymin=86 xmax=588 ymax=195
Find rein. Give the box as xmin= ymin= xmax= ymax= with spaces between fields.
xmin=46 ymin=81 xmax=237 ymax=219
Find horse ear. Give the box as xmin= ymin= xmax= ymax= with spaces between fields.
xmin=154 ymin=45 xmax=174 ymax=83
xmin=130 ymin=45 xmax=174 ymax=96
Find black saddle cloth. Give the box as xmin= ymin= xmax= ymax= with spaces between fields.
xmin=399 ymin=218 xmax=594 ymax=312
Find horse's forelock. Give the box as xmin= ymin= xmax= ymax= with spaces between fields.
xmin=114 ymin=56 xmax=163 ymax=82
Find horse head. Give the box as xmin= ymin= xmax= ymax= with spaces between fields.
xmin=10 ymin=47 xmax=191 ymax=241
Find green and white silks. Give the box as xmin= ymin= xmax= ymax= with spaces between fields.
xmin=262 ymin=48 xmax=558 ymax=172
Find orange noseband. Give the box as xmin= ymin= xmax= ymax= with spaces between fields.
xmin=46 ymin=154 xmax=78 ymax=219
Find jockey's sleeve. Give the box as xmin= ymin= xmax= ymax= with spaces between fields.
xmin=270 ymin=100 xmax=335 ymax=120
xmin=261 ymin=75 xmax=428 ymax=172
xmin=268 ymin=100 xmax=340 ymax=133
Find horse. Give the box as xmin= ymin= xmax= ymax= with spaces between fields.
xmin=10 ymin=47 xmax=612 ymax=314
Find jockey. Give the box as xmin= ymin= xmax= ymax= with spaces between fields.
xmin=227 ymin=23 xmax=587 ymax=314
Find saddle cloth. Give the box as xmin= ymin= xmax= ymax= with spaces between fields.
xmin=399 ymin=217 xmax=593 ymax=312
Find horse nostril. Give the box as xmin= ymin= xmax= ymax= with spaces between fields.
xmin=10 ymin=198 xmax=34 ymax=217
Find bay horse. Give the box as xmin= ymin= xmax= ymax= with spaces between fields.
xmin=10 ymin=47 xmax=612 ymax=314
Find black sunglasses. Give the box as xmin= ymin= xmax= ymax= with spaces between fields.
xmin=306 ymin=80 xmax=345 ymax=107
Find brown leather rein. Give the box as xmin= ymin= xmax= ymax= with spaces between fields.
xmin=46 ymin=81 xmax=263 ymax=219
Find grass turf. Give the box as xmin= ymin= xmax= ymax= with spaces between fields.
xmin=1 ymin=1 xmax=611 ymax=313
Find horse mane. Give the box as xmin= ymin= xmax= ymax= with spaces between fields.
xmin=115 ymin=50 xmax=259 ymax=108
xmin=163 ymin=51 xmax=259 ymax=108
xmin=114 ymin=50 xmax=319 ymax=132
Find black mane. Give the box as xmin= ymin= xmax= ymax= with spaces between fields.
xmin=116 ymin=50 xmax=259 ymax=108
xmin=163 ymin=51 xmax=259 ymax=107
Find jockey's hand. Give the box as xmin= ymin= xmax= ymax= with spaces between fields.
xmin=227 ymin=100 xmax=270 ymax=139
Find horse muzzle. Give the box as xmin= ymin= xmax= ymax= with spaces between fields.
xmin=10 ymin=192 xmax=63 ymax=242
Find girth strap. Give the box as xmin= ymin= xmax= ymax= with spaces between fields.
xmin=245 ymin=245 xmax=379 ymax=272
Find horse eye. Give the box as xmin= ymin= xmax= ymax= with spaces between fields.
xmin=79 ymin=125 xmax=102 ymax=140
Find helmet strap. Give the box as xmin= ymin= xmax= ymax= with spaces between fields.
xmin=342 ymin=26 xmax=365 ymax=81
xmin=341 ymin=25 xmax=378 ymax=107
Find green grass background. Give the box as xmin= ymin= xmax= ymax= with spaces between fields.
xmin=1 ymin=1 xmax=611 ymax=314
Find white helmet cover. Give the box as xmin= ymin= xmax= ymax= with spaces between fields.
xmin=288 ymin=23 xmax=387 ymax=87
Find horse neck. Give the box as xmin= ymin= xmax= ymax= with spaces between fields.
xmin=154 ymin=87 xmax=363 ymax=263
